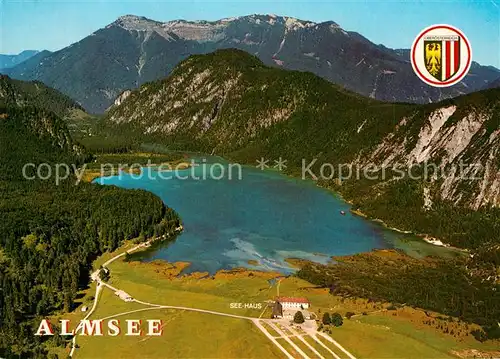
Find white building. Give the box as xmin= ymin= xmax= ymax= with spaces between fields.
xmin=273 ymin=297 xmax=312 ymax=320
xmin=115 ymin=290 xmax=133 ymax=302
xmin=276 ymin=297 xmax=310 ymax=309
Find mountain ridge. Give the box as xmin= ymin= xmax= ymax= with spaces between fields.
xmin=0 ymin=100 xmax=180 ymax=356
xmin=3 ymin=14 xmax=499 ymax=113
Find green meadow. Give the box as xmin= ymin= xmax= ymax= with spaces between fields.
xmin=63 ymin=246 xmax=500 ymax=359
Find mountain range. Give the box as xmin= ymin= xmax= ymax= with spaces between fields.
xmin=2 ymin=24 xmax=500 ymax=354
xmin=0 ymin=50 xmax=40 ymax=69
xmin=3 ymin=14 xmax=500 ymax=113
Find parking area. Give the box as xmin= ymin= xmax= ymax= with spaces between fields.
xmin=254 ymin=318 xmax=356 ymax=359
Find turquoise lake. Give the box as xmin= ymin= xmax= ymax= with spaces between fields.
xmin=95 ymin=157 xmax=458 ymax=274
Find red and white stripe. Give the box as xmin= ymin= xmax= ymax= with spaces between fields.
xmin=441 ymin=40 xmax=460 ymax=81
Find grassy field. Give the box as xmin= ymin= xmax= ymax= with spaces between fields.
xmin=329 ymin=313 xmax=500 ymax=359
xmin=289 ymin=336 xmax=316 ymax=357
xmin=102 ymin=258 xmax=277 ymax=318
xmin=76 ymin=310 xmax=284 ymax=359
xmin=45 ymin=282 xmax=99 ymax=357
xmin=62 ymin=244 xmax=500 ymax=359
xmin=89 ymin=285 xmax=150 ymax=319
xmin=260 ymin=322 xmax=281 ymax=337
xmin=303 ymin=336 xmax=332 ymax=358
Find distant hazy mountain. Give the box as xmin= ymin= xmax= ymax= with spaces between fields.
xmin=0 ymin=50 xmax=40 ymax=69
xmin=1 ymin=50 xmax=52 ymax=75
xmin=4 ymin=14 xmax=500 ymax=113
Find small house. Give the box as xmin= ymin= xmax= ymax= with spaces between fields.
xmin=115 ymin=290 xmax=133 ymax=302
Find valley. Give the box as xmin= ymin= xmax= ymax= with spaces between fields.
xmin=44 ymin=239 xmax=499 ymax=358
xmin=100 ymin=49 xmax=500 ymax=251
xmin=1 ymin=7 xmax=500 ymax=358
xmin=94 ymin=154 xmax=462 ymax=274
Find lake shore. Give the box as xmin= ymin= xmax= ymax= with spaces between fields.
xmin=308 ymin=179 xmax=468 ymax=252
xmin=239 ymin=161 xmax=440 ymax=248
xmin=95 ymin=151 xmax=465 ymax=271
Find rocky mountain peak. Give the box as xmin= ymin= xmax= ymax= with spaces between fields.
xmin=163 ymin=19 xmax=227 ymax=41
xmin=110 ymin=14 xmax=159 ymax=30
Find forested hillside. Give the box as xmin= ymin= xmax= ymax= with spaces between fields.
xmin=297 ymin=250 xmax=500 ymax=340
xmin=0 ymin=75 xmax=83 ymax=118
xmin=0 ymin=104 xmax=181 ymax=357
xmin=106 ymin=49 xmax=413 ymax=159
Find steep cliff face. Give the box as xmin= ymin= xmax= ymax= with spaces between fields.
xmin=366 ymin=92 xmax=500 ymax=208
xmin=106 ymin=50 xmax=500 ymax=209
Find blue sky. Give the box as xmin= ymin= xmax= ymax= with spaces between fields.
xmin=1 ymin=0 xmax=499 ymax=67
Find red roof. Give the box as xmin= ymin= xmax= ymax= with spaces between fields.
xmin=276 ymin=297 xmax=310 ymax=304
